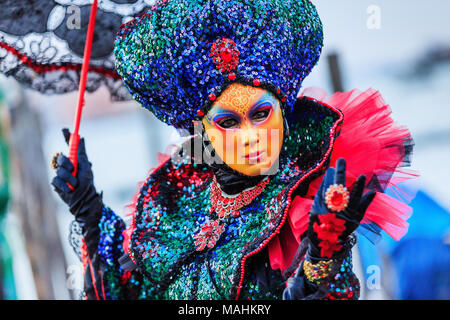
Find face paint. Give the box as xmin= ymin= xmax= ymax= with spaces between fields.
xmin=213 ymin=84 xmax=260 ymax=120
xmin=202 ymin=83 xmax=284 ymax=176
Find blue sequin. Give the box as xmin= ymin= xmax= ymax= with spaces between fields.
xmin=114 ymin=0 xmax=323 ymax=130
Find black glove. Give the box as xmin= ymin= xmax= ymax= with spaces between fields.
xmin=51 ymin=128 xmax=102 ymax=251
xmin=307 ymin=158 xmax=376 ymax=261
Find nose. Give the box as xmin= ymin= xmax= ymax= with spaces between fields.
xmin=241 ymin=122 xmax=259 ymax=148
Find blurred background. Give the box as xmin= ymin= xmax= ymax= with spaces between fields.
xmin=0 ymin=0 xmax=448 ymax=299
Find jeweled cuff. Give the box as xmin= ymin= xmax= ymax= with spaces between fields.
xmin=303 ymin=259 xmax=333 ymax=284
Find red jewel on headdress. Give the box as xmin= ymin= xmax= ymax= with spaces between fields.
xmin=253 ymin=78 xmax=261 ymax=86
xmin=210 ymin=37 xmax=240 ymax=73
xmin=208 ymin=93 xmax=216 ymax=101
xmin=228 ymin=72 xmax=236 ymax=80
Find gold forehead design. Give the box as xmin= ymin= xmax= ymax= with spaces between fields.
xmin=214 ymin=83 xmax=265 ymax=119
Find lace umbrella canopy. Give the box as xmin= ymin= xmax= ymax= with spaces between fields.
xmin=0 ymin=0 xmax=158 ymax=101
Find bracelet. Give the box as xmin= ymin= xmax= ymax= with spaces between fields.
xmin=303 ymin=259 xmax=333 ymax=284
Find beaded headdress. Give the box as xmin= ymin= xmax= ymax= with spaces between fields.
xmin=114 ymin=0 xmax=323 ymax=130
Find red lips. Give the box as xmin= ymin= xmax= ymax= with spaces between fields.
xmin=244 ymin=150 xmax=265 ymax=161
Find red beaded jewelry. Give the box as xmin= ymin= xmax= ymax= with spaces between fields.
xmin=209 ymin=175 xmax=270 ymax=219
xmin=210 ymin=37 xmax=240 ymax=73
xmin=325 ymin=184 xmax=350 ymax=212
xmin=193 ymin=176 xmax=270 ymax=252
xmin=208 ymin=93 xmax=216 ymax=101
xmin=193 ymin=219 xmax=225 ymax=251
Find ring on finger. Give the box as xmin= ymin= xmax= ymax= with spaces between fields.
xmin=325 ymin=184 xmax=350 ymax=212
xmin=51 ymin=152 xmax=61 ymax=170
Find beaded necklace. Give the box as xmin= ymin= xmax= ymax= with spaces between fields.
xmin=209 ymin=175 xmax=270 ymax=218
xmin=193 ymin=175 xmax=270 ymax=251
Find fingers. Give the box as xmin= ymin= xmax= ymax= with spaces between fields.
xmin=56 ymin=167 xmax=78 ymax=188
xmin=358 ymin=191 xmax=376 ymax=218
xmin=62 ymin=128 xmax=71 ymax=145
xmin=76 ymin=138 xmax=93 ymax=175
xmin=56 ymin=154 xmax=74 ymax=172
xmin=78 ymin=138 xmax=88 ymax=159
xmin=51 ymin=176 xmax=72 ymax=193
xmin=349 ymin=174 xmax=366 ymax=209
xmin=321 ymin=166 xmax=335 ymax=199
xmin=61 ymin=129 xmax=88 ymax=165
xmin=335 ymin=158 xmax=346 ymax=186
xmin=311 ymin=167 xmax=335 ymax=214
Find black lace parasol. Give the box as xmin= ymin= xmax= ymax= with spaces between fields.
xmin=0 ymin=0 xmax=157 ymax=100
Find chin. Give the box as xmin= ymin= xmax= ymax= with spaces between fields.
xmin=236 ymin=162 xmax=277 ymax=177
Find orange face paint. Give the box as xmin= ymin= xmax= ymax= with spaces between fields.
xmin=202 ymin=83 xmax=284 ymax=176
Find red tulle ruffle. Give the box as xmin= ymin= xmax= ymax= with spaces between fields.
xmin=268 ymin=87 xmax=419 ymax=274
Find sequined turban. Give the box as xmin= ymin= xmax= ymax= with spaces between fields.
xmin=114 ymin=0 xmax=323 ymax=130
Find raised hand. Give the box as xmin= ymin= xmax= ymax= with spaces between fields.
xmin=307 ymin=158 xmax=376 ymax=260
xmin=51 ymin=128 xmax=101 ymax=220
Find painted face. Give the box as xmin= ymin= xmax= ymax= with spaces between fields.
xmin=202 ymin=83 xmax=284 ymax=176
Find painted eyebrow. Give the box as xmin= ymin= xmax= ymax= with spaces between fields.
xmin=249 ymin=98 xmax=275 ymax=115
xmin=211 ymin=111 xmax=240 ymax=123
xmin=208 ymin=92 xmax=277 ymax=122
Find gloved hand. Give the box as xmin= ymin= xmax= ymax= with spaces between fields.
xmin=307 ymin=158 xmax=376 ymax=261
xmin=51 ymin=128 xmax=102 ymax=240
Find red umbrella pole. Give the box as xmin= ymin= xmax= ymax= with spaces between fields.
xmin=68 ymin=0 xmax=98 ymax=188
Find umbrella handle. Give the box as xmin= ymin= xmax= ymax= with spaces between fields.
xmin=67 ymin=0 xmax=98 ymax=191
xmin=68 ymin=132 xmax=80 ymax=190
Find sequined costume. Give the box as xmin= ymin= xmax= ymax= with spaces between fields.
xmin=63 ymin=0 xmax=415 ymax=300
xmin=90 ymin=94 xmax=349 ymax=299
xmin=78 ymin=91 xmax=413 ymax=300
